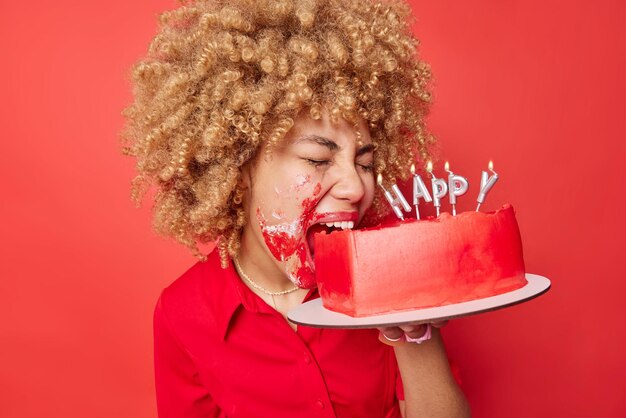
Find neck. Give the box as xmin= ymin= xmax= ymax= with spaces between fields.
xmin=237 ymin=231 xmax=299 ymax=293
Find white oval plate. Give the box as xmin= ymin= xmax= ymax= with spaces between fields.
xmin=288 ymin=274 xmax=551 ymax=329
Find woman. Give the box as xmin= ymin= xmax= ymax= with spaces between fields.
xmin=122 ymin=0 xmax=470 ymax=416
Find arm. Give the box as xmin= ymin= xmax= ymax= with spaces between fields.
xmin=383 ymin=326 xmax=470 ymax=418
xmin=154 ymin=293 xmax=222 ymax=418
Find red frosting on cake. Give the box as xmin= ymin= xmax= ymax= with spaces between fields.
xmin=314 ymin=204 xmax=527 ymax=317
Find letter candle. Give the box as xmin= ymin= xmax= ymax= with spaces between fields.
xmin=476 ymin=160 xmax=499 ymax=212
xmin=391 ymin=184 xmax=412 ymax=213
xmin=377 ymin=174 xmax=409 ymax=220
xmin=411 ymin=163 xmax=432 ymax=220
xmin=444 ymin=161 xmax=469 ymax=216
xmin=427 ymin=161 xmax=448 ymax=217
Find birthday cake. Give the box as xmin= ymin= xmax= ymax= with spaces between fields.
xmin=313 ymin=204 xmax=527 ymax=317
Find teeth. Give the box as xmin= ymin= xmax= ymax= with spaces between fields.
xmin=322 ymin=221 xmax=355 ymax=230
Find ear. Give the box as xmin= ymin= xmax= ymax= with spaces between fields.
xmin=239 ymin=163 xmax=252 ymax=191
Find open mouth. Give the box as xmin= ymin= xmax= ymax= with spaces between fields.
xmin=305 ymin=221 xmax=356 ymax=261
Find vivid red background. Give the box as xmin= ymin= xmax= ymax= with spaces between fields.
xmin=1 ymin=1 xmax=624 ymax=417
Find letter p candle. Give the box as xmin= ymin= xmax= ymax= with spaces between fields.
xmin=444 ymin=161 xmax=469 ymax=216
xmin=427 ymin=161 xmax=448 ymax=217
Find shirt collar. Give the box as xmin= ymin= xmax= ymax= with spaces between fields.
xmin=210 ymin=255 xmax=243 ymax=341
xmin=214 ymin=254 xmax=319 ymax=340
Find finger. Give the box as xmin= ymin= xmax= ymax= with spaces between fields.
xmin=399 ymin=323 xmax=427 ymax=339
xmin=379 ymin=326 xmax=404 ymax=341
xmin=378 ymin=329 xmax=405 ymax=347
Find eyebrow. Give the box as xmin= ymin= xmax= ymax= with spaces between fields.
xmin=296 ymin=134 xmax=375 ymax=157
xmin=356 ymin=143 xmax=375 ymax=157
xmin=296 ymin=135 xmax=339 ymax=151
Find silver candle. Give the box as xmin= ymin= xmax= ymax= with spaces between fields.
xmin=377 ymin=174 xmax=407 ymax=220
xmin=391 ymin=184 xmax=412 ymax=212
xmin=411 ymin=163 xmax=432 ymax=220
xmin=427 ymin=161 xmax=448 ymax=217
xmin=476 ymin=160 xmax=499 ymax=212
xmin=445 ymin=161 xmax=469 ymax=216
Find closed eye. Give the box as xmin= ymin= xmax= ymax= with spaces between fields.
xmin=304 ymin=158 xmax=330 ymax=168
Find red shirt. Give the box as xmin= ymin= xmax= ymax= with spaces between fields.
xmin=154 ymin=250 xmax=404 ymax=417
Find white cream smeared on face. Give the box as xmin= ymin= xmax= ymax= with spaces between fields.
xmin=255 ymin=182 xmax=323 ymax=289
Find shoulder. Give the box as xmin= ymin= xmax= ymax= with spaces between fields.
xmin=156 ymin=250 xmax=237 ymax=345
xmin=160 ymin=250 xmax=222 ymax=310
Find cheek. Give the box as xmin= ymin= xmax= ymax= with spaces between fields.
xmin=254 ymin=180 xmax=322 ymax=263
xmin=361 ymin=175 xmax=376 ymax=207
xmin=295 ymin=173 xmax=312 ymax=189
xmin=264 ymin=174 xmax=315 ymax=216
xmin=256 ymin=208 xmax=302 ymax=261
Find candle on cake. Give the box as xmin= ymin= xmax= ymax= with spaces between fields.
xmin=411 ymin=163 xmax=432 ymax=220
xmin=427 ymin=161 xmax=448 ymax=217
xmin=445 ymin=161 xmax=469 ymax=216
xmin=377 ymin=174 xmax=410 ymax=220
xmin=476 ymin=160 xmax=499 ymax=212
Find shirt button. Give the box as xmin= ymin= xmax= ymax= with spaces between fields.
xmin=304 ymin=354 xmax=311 ymax=364
xmin=316 ymin=399 xmax=325 ymax=409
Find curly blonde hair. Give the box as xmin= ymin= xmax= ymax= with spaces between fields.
xmin=121 ymin=0 xmax=435 ymax=267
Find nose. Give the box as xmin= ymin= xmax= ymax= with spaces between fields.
xmin=329 ymin=161 xmax=366 ymax=204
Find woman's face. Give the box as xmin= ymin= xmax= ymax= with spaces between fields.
xmin=240 ymin=111 xmax=376 ymax=288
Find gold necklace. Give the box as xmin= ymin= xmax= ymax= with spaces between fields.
xmin=233 ymin=257 xmax=300 ymax=297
